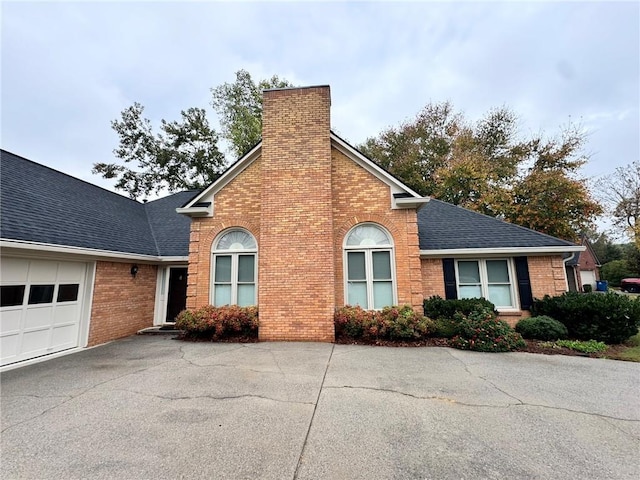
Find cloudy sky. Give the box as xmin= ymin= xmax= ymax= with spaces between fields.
xmin=2 ymin=1 xmax=638 ymax=204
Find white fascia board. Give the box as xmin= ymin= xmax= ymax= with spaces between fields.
xmin=0 ymin=239 xmax=188 ymax=263
xmin=393 ymin=197 xmax=431 ymax=209
xmin=330 ymin=134 xmax=422 ymax=198
xmin=175 ymin=205 xmax=212 ymax=217
xmin=180 ymin=143 xmax=262 ymax=210
xmin=420 ymin=245 xmax=586 ymax=258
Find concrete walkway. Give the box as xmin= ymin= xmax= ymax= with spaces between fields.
xmin=1 ymin=336 xmax=639 ymax=479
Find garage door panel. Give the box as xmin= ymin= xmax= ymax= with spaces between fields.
xmin=51 ymin=325 xmax=78 ymax=349
xmin=1 ymin=258 xmax=29 ymax=283
xmin=1 ymin=309 xmax=22 ymax=333
xmin=20 ymin=329 xmax=50 ymax=356
xmin=57 ymin=263 xmax=85 ymax=282
xmin=53 ymin=304 xmax=79 ymax=325
xmin=24 ymin=307 xmax=54 ymax=329
xmin=0 ymin=334 xmax=19 ymax=359
xmin=28 ymin=261 xmax=58 ymax=283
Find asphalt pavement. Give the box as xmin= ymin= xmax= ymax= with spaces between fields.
xmin=1 ymin=336 xmax=639 ymax=479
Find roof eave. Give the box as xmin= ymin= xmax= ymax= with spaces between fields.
xmin=393 ymin=197 xmax=430 ymax=210
xmin=0 ymin=238 xmax=189 ymax=263
xmin=420 ymin=245 xmax=586 ymax=258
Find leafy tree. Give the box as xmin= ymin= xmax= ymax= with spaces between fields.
xmin=590 ymin=232 xmax=623 ymax=265
xmin=360 ymin=102 xmax=602 ymax=240
xmin=93 ymin=103 xmax=226 ymax=200
xmin=600 ymin=259 xmax=636 ymax=286
xmin=598 ymin=160 xmax=640 ymax=247
xmin=211 ymin=69 xmax=293 ymax=158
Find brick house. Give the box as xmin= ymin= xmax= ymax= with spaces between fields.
xmin=565 ymin=236 xmax=601 ymax=292
xmin=0 ymin=85 xmax=583 ymax=367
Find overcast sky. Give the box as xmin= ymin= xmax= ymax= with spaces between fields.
xmin=2 ymin=1 xmax=639 ymax=206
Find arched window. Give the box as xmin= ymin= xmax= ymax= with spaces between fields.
xmin=344 ymin=224 xmax=396 ymax=309
xmin=211 ymin=229 xmax=257 ymax=307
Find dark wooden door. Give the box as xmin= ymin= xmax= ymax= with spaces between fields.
xmin=166 ymin=268 xmax=188 ymax=322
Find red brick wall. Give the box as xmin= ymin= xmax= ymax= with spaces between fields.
xmin=186 ymin=158 xmax=262 ymax=310
xmin=88 ymin=261 xmax=156 ymax=346
xmin=332 ymin=149 xmax=423 ymax=311
xmin=259 ymin=87 xmax=335 ymax=341
xmin=528 ymin=255 xmax=567 ymax=299
xmin=421 ymin=258 xmax=445 ymax=299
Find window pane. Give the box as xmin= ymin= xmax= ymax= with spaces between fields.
xmin=214 ymin=285 xmax=231 ymax=306
xmin=488 ymin=285 xmax=513 ymax=307
xmin=214 ymin=256 xmax=232 ymax=282
xmin=487 ymin=260 xmax=510 ymax=283
xmin=238 ymin=255 xmax=255 ymax=282
xmin=237 ymin=284 xmax=255 ymax=307
xmin=347 ymin=282 xmax=367 ymax=307
xmin=458 ymin=261 xmax=480 ymax=283
xmin=216 ymin=230 xmax=256 ymax=250
xmin=459 ymin=285 xmax=482 ymax=299
xmin=346 ymin=224 xmax=391 ymax=246
xmin=373 ymin=281 xmax=393 ymax=309
xmin=57 ymin=284 xmax=79 ymax=303
xmin=1 ymin=285 xmax=25 ymax=307
xmin=347 ymin=252 xmax=366 ymax=280
xmin=372 ymin=251 xmax=391 ymax=279
xmin=28 ymin=285 xmax=54 ymax=305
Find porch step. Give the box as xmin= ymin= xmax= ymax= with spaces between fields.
xmin=137 ymin=325 xmax=183 ymax=336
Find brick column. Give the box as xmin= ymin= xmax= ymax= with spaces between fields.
xmin=259 ymin=86 xmax=335 ymax=341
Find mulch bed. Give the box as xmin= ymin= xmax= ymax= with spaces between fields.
xmin=335 ymin=335 xmax=627 ymax=359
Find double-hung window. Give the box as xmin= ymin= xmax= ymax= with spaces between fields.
xmin=344 ymin=224 xmax=396 ymax=309
xmin=456 ymin=259 xmax=516 ymax=309
xmin=211 ymin=229 xmax=257 ymax=307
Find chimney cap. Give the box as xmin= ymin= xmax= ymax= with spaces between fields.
xmin=263 ymin=85 xmax=330 ymax=94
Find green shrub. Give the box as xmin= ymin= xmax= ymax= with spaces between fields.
xmin=555 ymin=339 xmax=607 ymax=353
xmin=448 ymin=307 xmax=525 ymax=352
xmin=433 ymin=318 xmax=460 ymax=338
xmin=515 ymin=315 xmax=568 ymax=341
xmin=532 ymin=292 xmax=640 ymax=344
xmin=334 ymin=305 xmax=435 ymax=341
xmin=423 ymin=296 xmax=497 ymax=321
xmin=175 ymin=305 xmax=259 ymax=340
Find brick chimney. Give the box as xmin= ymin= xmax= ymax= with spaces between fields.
xmin=259 ymin=86 xmax=335 ymax=341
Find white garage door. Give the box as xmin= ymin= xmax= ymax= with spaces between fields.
xmin=581 ymin=270 xmax=597 ymax=291
xmin=1 ymin=258 xmax=89 ymax=366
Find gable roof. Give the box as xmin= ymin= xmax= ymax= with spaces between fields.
xmin=0 ymin=150 xmax=193 ymax=259
xmin=178 ymin=131 xmax=429 ymax=216
xmin=418 ymin=199 xmax=583 ymax=256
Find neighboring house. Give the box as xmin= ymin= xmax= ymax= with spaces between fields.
xmin=0 ymin=85 xmax=584 ymax=367
xmin=565 ymin=236 xmax=601 ymax=292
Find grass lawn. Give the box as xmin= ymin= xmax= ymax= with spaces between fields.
xmin=606 ymin=331 xmax=640 ymax=362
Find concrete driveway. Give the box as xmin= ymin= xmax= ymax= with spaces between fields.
xmin=1 ymin=336 xmax=639 ymax=480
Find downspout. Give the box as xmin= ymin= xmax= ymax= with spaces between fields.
xmin=563 ymin=252 xmax=578 ymax=292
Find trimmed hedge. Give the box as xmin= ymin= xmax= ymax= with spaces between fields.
xmin=175 ymin=305 xmax=259 ymax=340
xmin=423 ymin=296 xmax=497 ymax=321
xmin=515 ymin=315 xmax=568 ymax=341
xmin=334 ymin=305 xmax=435 ymax=341
xmin=531 ymin=292 xmax=640 ymax=344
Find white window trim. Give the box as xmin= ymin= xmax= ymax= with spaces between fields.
xmin=210 ymin=229 xmax=257 ymax=307
xmin=343 ymin=224 xmax=397 ymax=310
xmin=454 ymin=258 xmax=519 ymax=311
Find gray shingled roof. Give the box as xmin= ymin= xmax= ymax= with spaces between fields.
xmin=1 ymin=150 xmax=195 ymax=257
xmin=417 ymin=199 xmax=578 ymax=250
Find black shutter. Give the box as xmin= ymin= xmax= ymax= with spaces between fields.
xmin=514 ymin=256 xmax=533 ymax=310
xmin=443 ymin=258 xmax=457 ymax=300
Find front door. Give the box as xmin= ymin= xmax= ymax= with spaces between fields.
xmin=166 ymin=268 xmax=188 ymax=322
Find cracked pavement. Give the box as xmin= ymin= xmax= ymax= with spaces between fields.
xmin=1 ymin=336 xmax=639 ymax=479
